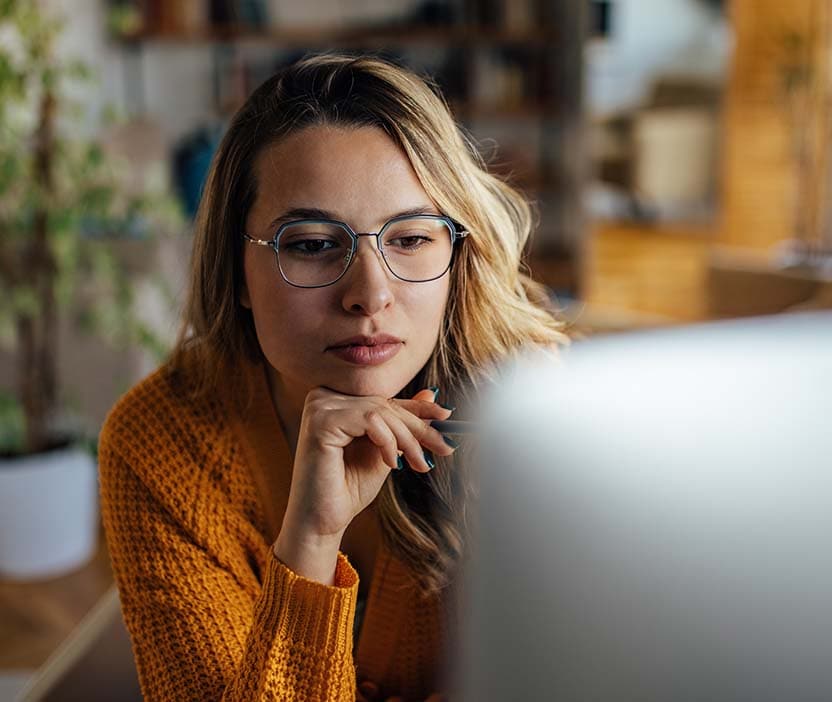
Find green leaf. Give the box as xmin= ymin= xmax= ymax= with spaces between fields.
xmin=11 ymin=284 xmax=39 ymax=318
xmin=0 ymin=388 xmax=25 ymax=454
xmin=41 ymin=66 xmax=57 ymax=90
xmin=74 ymin=306 xmax=97 ymax=334
xmin=0 ymin=291 xmax=16 ymax=349
xmin=0 ymin=1 xmax=18 ymax=21
xmin=65 ymin=59 xmax=92 ymax=82
xmin=86 ymin=143 xmax=103 ymax=167
xmin=0 ymin=150 xmax=22 ymax=193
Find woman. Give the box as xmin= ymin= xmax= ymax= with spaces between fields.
xmin=99 ymin=53 xmax=567 ymax=702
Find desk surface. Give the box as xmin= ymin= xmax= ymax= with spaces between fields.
xmin=0 ymin=533 xmax=113 ymax=670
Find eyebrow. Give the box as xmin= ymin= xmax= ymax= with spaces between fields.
xmin=268 ymin=205 xmax=441 ymax=231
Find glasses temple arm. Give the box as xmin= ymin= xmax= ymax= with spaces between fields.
xmin=242 ymin=233 xmax=275 ymax=247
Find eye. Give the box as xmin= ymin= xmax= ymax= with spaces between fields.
xmin=283 ymin=238 xmax=343 ymax=255
xmin=387 ymin=233 xmax=435 ymax=250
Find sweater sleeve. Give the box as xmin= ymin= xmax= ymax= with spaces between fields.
xmin=99 ymin=441 xmax=359 ymax=702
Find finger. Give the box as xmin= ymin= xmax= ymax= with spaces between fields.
xmin=411 ymin=386 xmax=438 ymax=402
xmin=363 ymin=411 xmax=400 ymax=470
xmin=394 ymin=398 xmax=453 ymax=420
xmin=383 ymin=412 xmax=434 ymax=472
xmin=400 ymin=386 xmax=453 ymax=415
xmin=385 ymin=403 xmax=456 ymax=459
xmin=307 ymin=395 xmax=452 ymax=458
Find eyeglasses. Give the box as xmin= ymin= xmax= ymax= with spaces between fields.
xmin=243 ymin=214 xmax=469 ymax=288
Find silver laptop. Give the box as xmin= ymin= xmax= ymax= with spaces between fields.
xmin=458 ymin=312 xmax=832 ymax=702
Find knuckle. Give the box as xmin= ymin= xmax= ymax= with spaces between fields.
xmin=413 ymin=421 xmax=431 ymax=440
xmin=305 ymin=388 xmax=341 ymax=413
xmin=364 ymin=409 xmax=381 ymax=425
xmin=304 ymin=390 xmax=327 ymax=411
xmin=306 ymin=386 xmax=327 ymax=401
xmin=406 ymin=432 xmax=423 ymax=451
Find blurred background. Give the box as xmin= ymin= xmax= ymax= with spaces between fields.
xmin=1 ymin=0 xmax=831 ymax=699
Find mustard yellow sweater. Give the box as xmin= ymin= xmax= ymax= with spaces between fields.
xmin=99 ymin=355 xmax=451 ymax=701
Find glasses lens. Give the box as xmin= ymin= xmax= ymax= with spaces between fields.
xmin=276 ymin=222 xmax=353 ymax=286
xmin=380 ymin=217 xmax=454 ymax=282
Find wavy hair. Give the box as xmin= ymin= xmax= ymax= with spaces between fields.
xmin=171 ymin=53 xmax=569 ymax=594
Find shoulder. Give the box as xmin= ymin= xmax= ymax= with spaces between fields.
xmin=101 ymin=364 xmax=174 ymax=435
xmin=99 ymin=359 xmax=231 ymax=483
xmin=102 ymin=363 xmax=196 ymax=446
xmin=98 ymin=357 xmax=254 ymax=544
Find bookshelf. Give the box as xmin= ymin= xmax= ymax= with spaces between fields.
xmin=108 ymin=0 xmax=587 ymax=295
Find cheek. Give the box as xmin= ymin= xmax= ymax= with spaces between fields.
xmin=244 ymin=253 xmax=315 ymax=343
xmin=249 ymin=292 xmax=328 ymax=379
xmin=405 ymin=279 xmax=450 ymax=339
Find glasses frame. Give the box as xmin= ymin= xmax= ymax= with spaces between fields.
xmin=243 ymin=213 xmax=469 ymax=288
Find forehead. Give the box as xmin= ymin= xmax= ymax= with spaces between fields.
xmin=252 ymin=125 xmax=433 ymax=221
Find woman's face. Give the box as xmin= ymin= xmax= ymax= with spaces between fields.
xmin=242 ymin=125 xmax=451 ymax=404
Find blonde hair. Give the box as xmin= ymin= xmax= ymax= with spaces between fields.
xmin=172 ymin=53 xmax=569 ymax=593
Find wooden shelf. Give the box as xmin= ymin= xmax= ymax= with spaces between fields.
xmin=218 ymin=96 xmax=558 ymax=122
xmin=452 ymin=100 xmax=557 ymax=120
xmin=116 ymin=25 xmax=557 ymax=47
xmin=111 ymin=6 xmax=583 ymax=280
xmin=591 ymin=218 xmax=718 ymax=238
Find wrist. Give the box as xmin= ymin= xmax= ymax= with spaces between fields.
xmin=273 ymin=521 xmax=345 ymax=586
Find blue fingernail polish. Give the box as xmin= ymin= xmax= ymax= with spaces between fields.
xmin=442 ymin=434 xmax=460 ymax=449
xmin=428 ymin=386 xmax=440 ymax=400
xmin=424 ymin=452 xmax=435 ymax=470
xmin=395 ymin=456 xmax=404 ymax=471
xmin=439 ymin=403 xmax=456 ymax=412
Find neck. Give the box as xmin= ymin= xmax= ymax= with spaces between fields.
xmin=264 ymin=365 xmax=306 ymax=455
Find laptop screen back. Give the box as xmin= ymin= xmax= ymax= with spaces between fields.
xmin=459 ymin=312 xmax=832 ymax=702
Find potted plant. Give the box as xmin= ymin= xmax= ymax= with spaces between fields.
xmin=0 ymin=1 xmax=181 ymax=579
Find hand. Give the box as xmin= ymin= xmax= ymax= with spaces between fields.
xmin=278 ymin=386 xmax=455 ymax=549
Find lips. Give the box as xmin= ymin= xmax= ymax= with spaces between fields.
xmin=329 ymin=334 xmax=403 ymax=349
xmin=327 ymin=334 xmax=403 ymax=366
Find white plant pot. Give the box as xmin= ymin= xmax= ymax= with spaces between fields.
xmin=0 ymin=445 xmax=99 ymax=580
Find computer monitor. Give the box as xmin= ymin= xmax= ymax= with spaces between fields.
xmin=458 ymin=312 xmax=832 ymax=702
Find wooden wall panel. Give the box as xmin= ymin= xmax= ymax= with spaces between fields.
xmin=720 ymin=0 xmax=821 ymax=250
xmin=582 ymin=222 xmax=712 ymax=321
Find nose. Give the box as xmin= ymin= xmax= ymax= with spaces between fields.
xmin=339 ymin=236 xmax=395 ymax=315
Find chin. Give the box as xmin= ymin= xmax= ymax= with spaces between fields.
xmin=328 ymin=368 xmax=413 ymax=399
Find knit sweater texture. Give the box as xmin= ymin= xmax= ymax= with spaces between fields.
xmin=98 ymin=354 xmax=451 ymax=701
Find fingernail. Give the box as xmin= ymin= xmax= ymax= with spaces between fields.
xmin=423 ymin=451 xmax=435 ymax=470
xmin=442 ymin=434 xmax=460 ymax=449
xmin=395 ymin=456 xmax=405 ymax=471
xmin=427 ymin=386 xmax=440 ymax=400
xmin=438 ymin=402 xmax=456 ymax=412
